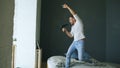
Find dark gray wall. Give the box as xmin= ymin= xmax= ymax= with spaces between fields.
xmin=40 ymin=0 xmax=106 ymax=61
xmin=0 ymin=0 xmax=14 ymax=67
xmin=106 ymin=0 xmax=120 ymax=64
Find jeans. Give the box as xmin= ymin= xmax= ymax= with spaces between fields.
xmin=65 ymin=40 xmax=91 ymax=68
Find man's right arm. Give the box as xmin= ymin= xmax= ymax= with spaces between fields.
xmin=62 ymin=28 xmax=73 ymax=38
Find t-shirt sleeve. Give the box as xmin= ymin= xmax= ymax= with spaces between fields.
xmin=73 ymin=14 xmax=82 ymax=24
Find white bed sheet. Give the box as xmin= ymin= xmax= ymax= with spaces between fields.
xmin=47 ymin=56 xmax=120 ymax=68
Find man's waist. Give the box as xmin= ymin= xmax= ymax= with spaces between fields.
xmin=73 ymin=34 xmax=85 ymax=40
xmin=73 ymin=37 xmax=85 ymax=41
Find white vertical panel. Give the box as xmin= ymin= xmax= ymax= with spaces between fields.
xmin=13 ymin=0 xmax=37 ymax=68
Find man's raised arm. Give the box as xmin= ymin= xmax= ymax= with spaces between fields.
xmin=62 ymin=3 xmax=76 ymax=15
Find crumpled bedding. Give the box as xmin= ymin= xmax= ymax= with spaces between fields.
xmin=47 ymin=56 xmax=120 ymax=68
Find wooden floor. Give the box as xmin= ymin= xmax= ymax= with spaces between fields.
xmin=41 ymin=62 xmax=47 ymax=68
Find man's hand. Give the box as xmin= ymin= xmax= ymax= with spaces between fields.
xmin=62 ymin=28 xmax=73 ymax=38
xmin=62 ymin=28 xmax=67 ymax=32
xmin=62 ymin=3 xmax=69 ymax=9
xmin=62 ymin=3 xmax=76 ymax=15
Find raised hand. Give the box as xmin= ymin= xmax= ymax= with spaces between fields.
xmin=62 ymin=3 xmax=69 ymax=9
xmin=62 ymin=3 xmax=76 ymax=15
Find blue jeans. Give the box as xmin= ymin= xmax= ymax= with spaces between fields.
xmin=65 ymin=40 xmax=91 ymax=68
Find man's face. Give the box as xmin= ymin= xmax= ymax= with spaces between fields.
xmin=69 ymin=17 xmax=76 ymax=25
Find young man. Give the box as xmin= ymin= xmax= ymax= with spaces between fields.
xmin=62 ymin=4 xmax=91 ymax=68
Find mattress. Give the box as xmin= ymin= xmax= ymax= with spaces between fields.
xmin=47 ymin=56 xmax=120 ymax=68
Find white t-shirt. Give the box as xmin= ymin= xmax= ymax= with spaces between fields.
xmin=70 ymin=14 xmax=85 ymax=41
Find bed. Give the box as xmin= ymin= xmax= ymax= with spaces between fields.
xmin=47 ymin=56 xmax=120 ymax=68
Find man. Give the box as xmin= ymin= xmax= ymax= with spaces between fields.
xmin=62 ymin=4 xmax=91 ymax=68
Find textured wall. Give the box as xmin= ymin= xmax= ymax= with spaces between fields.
xmin=0 ymin=0 xmax=14 ymax=68
xmin=106 ymin=0 xmax=120 ymax=64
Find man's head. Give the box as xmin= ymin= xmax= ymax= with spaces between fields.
xmin=69 ymin=16 xmax=76 ymax=25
